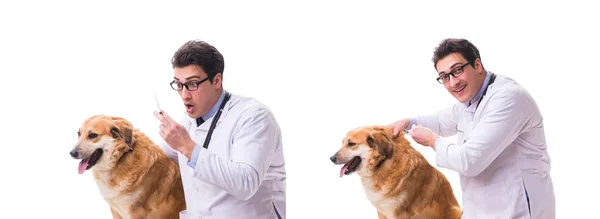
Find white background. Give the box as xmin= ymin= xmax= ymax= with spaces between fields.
xmin=1 ymin=1 xmax=598 ymax=218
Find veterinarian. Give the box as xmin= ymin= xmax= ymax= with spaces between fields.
xmin=388 ymin=38 xmax=555 ymax=218
xmin=154 ymin=40 xmax=286 ymax=219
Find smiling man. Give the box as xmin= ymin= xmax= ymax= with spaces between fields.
xmin=387 ymin=38 xmax=555 ymax=218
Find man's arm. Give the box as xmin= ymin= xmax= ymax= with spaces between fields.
xmin=434 ymin=89 xmax=531 ymax=177
xmin=411 ymin=104 xmax=461 ymax=137
xmin=189 ymin=107 xmax=280 ymax=200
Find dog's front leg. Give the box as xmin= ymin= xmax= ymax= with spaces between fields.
xmin=377 ymin=211 xmax=387 ymax=219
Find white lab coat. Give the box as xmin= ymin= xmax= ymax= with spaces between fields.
xmin=160 ymin=93 xmax=286 ymax=219
xmin=413 ymin=74 xmax=555 ymax=219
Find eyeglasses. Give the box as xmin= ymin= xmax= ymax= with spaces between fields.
xmin=436 ymin=61 xmax=472 ymax=84
xmin=170 ymin=77 xmax=210 ymax=91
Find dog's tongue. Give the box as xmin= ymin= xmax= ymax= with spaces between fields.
xmin=340 ymin=162 xmax=351 ymax=178
xmin=78 ymin=159 xmax=89 ymax=174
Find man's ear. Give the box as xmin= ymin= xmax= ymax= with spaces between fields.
xmin=110 ymin=117 xmax=135 ymax=150
xmin=474 ymin=58 xmax=484 ymax=72
xmin=212 ymin=73 xmax=222 ymax=89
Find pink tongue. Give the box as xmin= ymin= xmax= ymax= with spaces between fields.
xmin=78 ymin=159 xmax=89 ymax=174
xmin=340 ymin=162 xmax=351 ymax=178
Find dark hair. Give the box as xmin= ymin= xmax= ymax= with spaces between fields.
xmin=432 ymin=38 xmax=482 ymax=70
xmin=171 ymin=40 xmax=224 ymax=82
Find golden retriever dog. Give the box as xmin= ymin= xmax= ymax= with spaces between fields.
xmin=69 ymin=115 xmax=186 ymax=219
xmin=330 ymin=125 xmax=462 ymax=219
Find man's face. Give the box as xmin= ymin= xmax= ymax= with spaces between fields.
xmin=172 ymin=65 xmax=222 ymax=118
xmin=435 ymin=53 xmax=485 ymax=103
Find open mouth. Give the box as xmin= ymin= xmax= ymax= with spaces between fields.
xmin=78 ymin=149 xmax=103 ymax=174
xmin=340 ymin=156 xmax=361 ymax=178
xmin=185 ymin=104 xmax=194 ymax=113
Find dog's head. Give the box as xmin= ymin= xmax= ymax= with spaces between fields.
xmin=330 ymin=125 xmax=396 ymax=178
xmin=69 ymin=115 xmax=135 ymax=174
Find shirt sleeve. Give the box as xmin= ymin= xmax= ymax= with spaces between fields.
xmin=434 ymin=89 xmax=531 ymax=177
xmin=187 ymin=145 xmax=202 ymax=168
xmin=190 ymin=107 xmax=281 ymax=200
xmin=408 ymin=118 xmax=417 ymax=130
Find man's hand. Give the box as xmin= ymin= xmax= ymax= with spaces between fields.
xmin=409 ymin=124 xmax=439 ymax=149
xmin=387 ymin=119 xmax=410 ymax=136
xmin=154 ymin=110 xmax=197 ymax=159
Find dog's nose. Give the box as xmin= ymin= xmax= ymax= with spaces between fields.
xmin=330 ymin=155 xmax=337 ymax=163
xmin=70 ymin=149 xmax=78 ymax=158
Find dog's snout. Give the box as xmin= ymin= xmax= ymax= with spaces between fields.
xmin=70 ymin=148 xmax=79 ymax=158
xmin=330 ymin=154 xmax=337 ymax=163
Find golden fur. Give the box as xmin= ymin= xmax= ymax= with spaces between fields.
xmin=70 ymin=115 xmax=186 ymax=218
xmin=330 ymin=125 xmax=462 ymax=219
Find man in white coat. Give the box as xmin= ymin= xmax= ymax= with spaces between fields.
xmin=388 ymin=38 xmax=555 ymax=218
xmin=154 ymin=40 xmax=286 ymax=219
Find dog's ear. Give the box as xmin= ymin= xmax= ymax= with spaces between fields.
xmin=109 ymin=117 xmax=135 ymax=150
xmin=366 ymin=128 xmax=394 ymax=161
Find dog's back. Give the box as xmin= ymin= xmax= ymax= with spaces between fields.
xmin=102 ymin=130 xmax=186 ymax=218
xmin=373 ymin=130 xmax=461 ymax=219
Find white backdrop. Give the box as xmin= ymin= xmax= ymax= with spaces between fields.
xmin=1 ymin=1 xmax=598 ymax=218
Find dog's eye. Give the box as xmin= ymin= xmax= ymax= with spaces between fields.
xmin=88 ymin=133 xmax=98 ymax=139
xmin=348 ymin=142 xmax=356 ymax=147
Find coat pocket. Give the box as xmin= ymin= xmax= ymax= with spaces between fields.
xmin=463 ymin=181 xmax=509 ymax=218
xmin=523 ymin=181 xmax=531 ymax=217
xmin=499 ymin=179 xmax=532 ymax=219
xmin=456 ymin=120 xmax=468 ymax=146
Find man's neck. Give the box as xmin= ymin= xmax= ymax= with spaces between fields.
xmin=200 ymin=89 xmax=225 ymax=122
xmin=467 ymin=71 xmax=491 ymax=106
